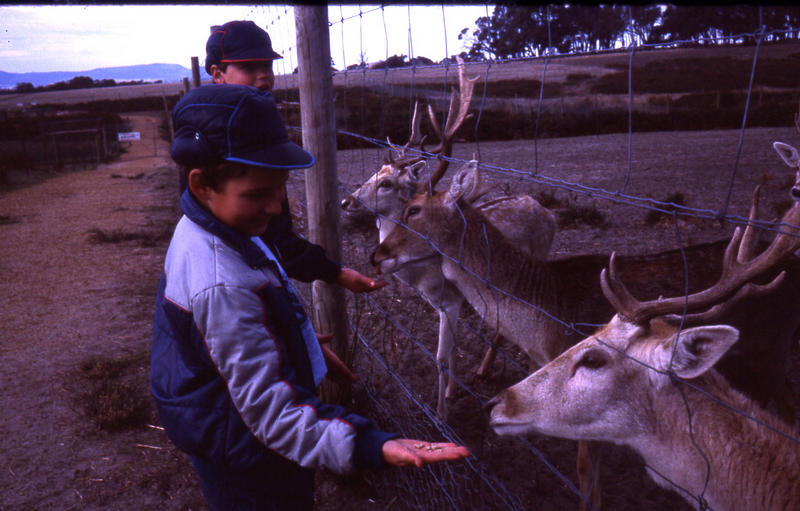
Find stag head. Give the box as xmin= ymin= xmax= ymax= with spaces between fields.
xmin=370 ymin=160 xmax=490 ymax=274
xmin=341 ymin=57 xmax=479 ymax=228
xmin=491 ymin=183 xmax=800 ymax=438
xmin=490 ymin=315 xmax=739 ymax=439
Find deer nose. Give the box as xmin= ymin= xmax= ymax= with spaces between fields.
xmin=484 ymin=393 xmax=503 ymax=411
xmin=369 ymin=249 xmax=386 ymax=274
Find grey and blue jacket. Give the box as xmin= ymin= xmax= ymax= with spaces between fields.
xmin=151 ymin=190 xmax=396 ymax=494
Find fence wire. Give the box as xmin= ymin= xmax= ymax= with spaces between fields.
xmin=279 ymin=6 xmax=800 ymax=511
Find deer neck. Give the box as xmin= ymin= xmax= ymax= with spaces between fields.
xmin=438 ymin=203 xmax=567 ymax=365
xmin=627 ymin=371 xmax=799 ymax=511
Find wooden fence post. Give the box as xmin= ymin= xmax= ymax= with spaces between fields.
xmin=191 ymin=57 xmax=201 ymax=88
xmin=294 ymin=5 xmax=349 ymax=403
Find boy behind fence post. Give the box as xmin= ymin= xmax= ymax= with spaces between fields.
xmin=151 ymin=84 xmax=469 ymax=510
xmin=204 ymin=20 xmax=383 ymax=389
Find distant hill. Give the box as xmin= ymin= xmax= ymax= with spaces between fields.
xmin=0 ymin=63 xmax=193 ymax=89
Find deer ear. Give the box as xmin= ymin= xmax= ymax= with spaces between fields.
xmin=773 ymin=141 xmax=800 ymax=168
xmin=447 ymin=160 xmax=480 ymax=204
xmin=406 ymin=160 xmax=428 ymax=182
xmin=665 ymin=325 xmax=739 ymax=379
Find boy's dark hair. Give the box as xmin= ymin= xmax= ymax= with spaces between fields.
xmin=190 ymin=160 xmax=251 ymax=192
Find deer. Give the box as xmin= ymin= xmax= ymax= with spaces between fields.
xmin=773 ymin=106 xmax=800 ymax=200
xmin=371 ymin=160 xmax=800 ymax=509
xmin=341 ymin=57 xmax=556 ymax=420
xmin=489 ymin=189 xmax=800 ymax=511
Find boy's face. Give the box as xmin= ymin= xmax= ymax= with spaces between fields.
xmin=191 ymin=166 xmax=288 ymax=236
xmin=211 ymin=61 xmax=275 ymax=91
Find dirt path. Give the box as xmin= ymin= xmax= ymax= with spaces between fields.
xmin=0 ymin=113 xmax=203 ymax=510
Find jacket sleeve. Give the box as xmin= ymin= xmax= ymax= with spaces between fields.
xmin=192 ymin=283 xmax=396 ymax=474
xmin=261 ymin=201 xmax=342 ymax=284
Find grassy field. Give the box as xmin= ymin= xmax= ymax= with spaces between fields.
xmin=3 ymin=40 xmax=797 ymax=111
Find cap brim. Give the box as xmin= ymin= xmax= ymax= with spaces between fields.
xmin=226 ymin=141 xmax=315 ymax=170
xmin=221 ymin=48 xmax=283 ymax=62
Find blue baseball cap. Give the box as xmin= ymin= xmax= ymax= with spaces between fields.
xmin=205 ymin=20 xmax=283 ymax=75
xmin=170 ymin=84 xmax=315 ymax=170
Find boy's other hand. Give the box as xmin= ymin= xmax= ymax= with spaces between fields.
xmin=337 ymin=267 xmax=388 ymax=293
xmin=317 ymin=334 xmax=358 ymax=384
xmin=382 ymin=439 xmax=470 ymax=468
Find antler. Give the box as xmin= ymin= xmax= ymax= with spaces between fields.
xmin=427 ymin=56 xmax=479 ymax=186
xmin=601 ymin=187 xmax=800 ymax=325
xmin=386 ymin=100 xmax=427 ymax=166
xmin=383 ymin=56 xmax=478 ymax=187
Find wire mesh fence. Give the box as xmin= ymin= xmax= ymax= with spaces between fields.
xmin=283 ymin=5 xmax=800 ymax=510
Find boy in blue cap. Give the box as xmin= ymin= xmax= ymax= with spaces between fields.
xmin=151 ymin=84 xmax=469 ymax=510
xmin=205 ymin=20 xmax=382 ymax=297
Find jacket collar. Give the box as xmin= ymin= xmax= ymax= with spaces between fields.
xmin=180 ymin=188 xmax=270 ymax=268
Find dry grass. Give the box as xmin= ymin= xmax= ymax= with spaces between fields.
xmin=72 ymin=352 xmax=152 ymax=431
xmin=86 ymin=226 xmax=172 ymax=247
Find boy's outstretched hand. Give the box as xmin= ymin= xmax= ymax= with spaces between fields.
xmin=337 ymin=267 xmax=388 ymax=293
xmin=382 ymin=438 xmax=470 ymax=468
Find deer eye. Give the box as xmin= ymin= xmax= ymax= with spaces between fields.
xmin=575 ymin=350 xmax=607 ymax=371
xmin=378 ymin=180 xmax=393 ymax=190
xmin=407 ymin=206 xmax=421 ymax=217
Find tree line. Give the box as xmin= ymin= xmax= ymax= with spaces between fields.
xmin=461 ymin=5 xmax=800 ymax=60
xmin=4 ymin=76 xmax=160 ymax=96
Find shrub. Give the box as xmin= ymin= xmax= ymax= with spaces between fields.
xmin=557 ymin=203 xmax=606 ymax=229
xmin=644 ymin=192 xmax=687 ymax=226
xmin=74 ymin=353 xmax=150 ymax=431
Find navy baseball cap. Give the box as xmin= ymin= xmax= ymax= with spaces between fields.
xmin=170 ymin=84 xmax=314 ymax=170
xmin=205 ymin=20 xmax=283 ymax=75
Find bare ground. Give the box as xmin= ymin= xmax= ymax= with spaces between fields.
xmin=1 ymin=112 xmax=798 ymax=510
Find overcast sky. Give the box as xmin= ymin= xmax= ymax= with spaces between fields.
xmin=0 ymin=4 xmax=493 ymax=74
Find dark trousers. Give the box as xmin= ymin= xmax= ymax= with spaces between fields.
xmin=190 ymin=456 xmax=314 ymax=511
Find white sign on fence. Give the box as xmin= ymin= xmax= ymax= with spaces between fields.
xmin=117 ymin=131 xmax=141 ymax=141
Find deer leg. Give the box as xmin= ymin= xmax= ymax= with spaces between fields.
xmin=577 ymin=440 xmax=602 ymax=511
xmin=475 ymin=333 xmax=503 ymax=382
xmin=435 ymin=303 xmax=461 ymax=420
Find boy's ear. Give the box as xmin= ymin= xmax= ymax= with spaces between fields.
xmin=209 ymin=65 xmax=225 ymax=84
xmin=188 ymin=169 xmax=212 ymax=201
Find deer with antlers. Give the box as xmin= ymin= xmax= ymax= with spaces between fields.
xmin=371 ymin=160 xmax=800 ymax=508
xmin=489 ymin=189 xmax=800 ymax=511
xmin=342 ymin=57 xmax=556 ymax=420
